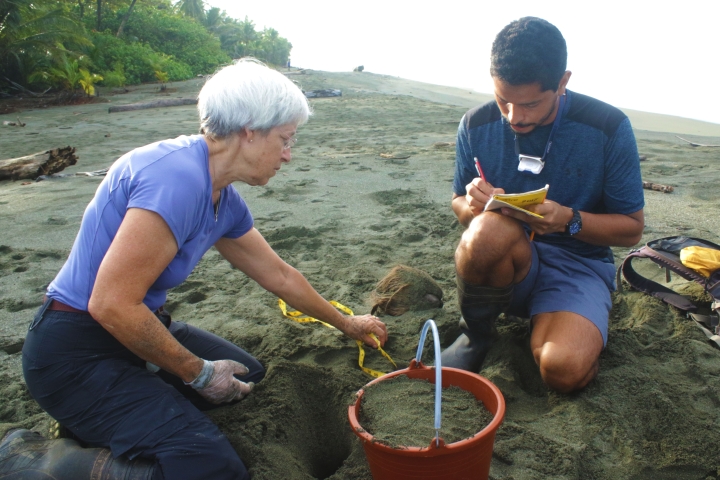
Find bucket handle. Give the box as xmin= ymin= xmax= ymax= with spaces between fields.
xmin=415 ymin=319 xmax=442 ymax=447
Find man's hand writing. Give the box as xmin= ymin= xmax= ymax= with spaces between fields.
xmin=465 ymin=178 xmax=504 ymax=217
xmin=500 ymin=200 xmax=573 ymax=235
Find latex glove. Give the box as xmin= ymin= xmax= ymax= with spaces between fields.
xmin=186 ymin=359 xmax=255 ymax=404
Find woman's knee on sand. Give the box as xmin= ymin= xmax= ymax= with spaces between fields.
xmin=148 ymin=424 xmax=249 ymax=480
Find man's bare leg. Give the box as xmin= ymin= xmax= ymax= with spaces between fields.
xmin=441 ymin=213 xmax=532 ymax=372
xmin=531 ymin=312 xmax=604 ymax=393
xmin=454 ymin=212 xmax=532 ymax=287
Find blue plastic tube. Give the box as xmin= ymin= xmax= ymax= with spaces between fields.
xmin=415 ymin=319 xmax=442 ymax=446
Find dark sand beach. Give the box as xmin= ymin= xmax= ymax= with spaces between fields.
xmin=1 ymin=70 xmax=720 ymax=479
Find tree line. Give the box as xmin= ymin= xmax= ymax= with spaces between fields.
xmin=0 ymin=0 xmax=293 ymax=95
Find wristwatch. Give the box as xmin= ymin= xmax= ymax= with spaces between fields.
xmin=565 ymin=208 xmax=582 ymax=236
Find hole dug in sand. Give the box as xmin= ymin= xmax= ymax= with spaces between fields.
xmin=208 ymin=361 xmax=360 ymax=479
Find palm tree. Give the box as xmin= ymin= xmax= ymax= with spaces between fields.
xmin=31 ymin=54 xmax=102 ymax=95
xmin=116 ymin=0 xmax=138 ymax=37
xmin=76 ymin=0 xmax=92 ymax=19
xmin=211 ymin=16 xmax=258 ymax=59
xmin=0 ymin=0 xmax=91 ymax=87
xmin=237 ymin=17 xmax=257 ymax=45
xmin=1 ymin=0 xmax=24 ymax=29
xmin=177 ymin=0 xmax=204 ymax=22
xmin=204 ymin=6 xmax=224 ymax=30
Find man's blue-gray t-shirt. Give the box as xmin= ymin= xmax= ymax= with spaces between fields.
xmin=47 ymin=135 xmax=254 ymax=311
xmin=453 ymin=90 xmax=644 ymax=263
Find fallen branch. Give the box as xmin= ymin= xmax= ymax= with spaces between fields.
xmin=108 ymin=98 xmax=197 ymax=113
xmin=36 ymin=168 xmax=108 ymax=181
xmin=675 ymin=135 xmax=720 ymax=147
xmin=2 ymin=76 xmax=50 ymax=97
xmin=2 ymin=116 xmax=25 ymax=127
xmin=642 ymin=181 xmax=674 ymax=193
xmin=304 ymin=89 xmax=341 ymax=98
xmin=0 ymin=147 xmax=78 ymax=181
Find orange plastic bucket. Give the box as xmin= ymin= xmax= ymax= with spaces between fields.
xmin=348 ymin=360 xmax=505 ymax=479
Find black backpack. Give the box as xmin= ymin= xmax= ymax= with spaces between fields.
xmin=618 ymin=236 xmax=720 ymax=347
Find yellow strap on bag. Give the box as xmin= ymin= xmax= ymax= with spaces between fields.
xmin=680 ymin=246 xmax=720 ymax=278
xmin=277 ymin=299 xmax=396 ymax=377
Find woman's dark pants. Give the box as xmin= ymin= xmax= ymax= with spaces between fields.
xmin=22 ymin=300 xmax=265 ymax=480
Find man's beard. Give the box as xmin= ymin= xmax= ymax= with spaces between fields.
xmin=507 ymin=96 xmax=558 ymax=135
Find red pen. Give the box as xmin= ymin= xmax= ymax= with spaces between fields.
xmin=475 ymin=156 xmax=535 ymax=241
xmin=473 ymin=157 xmax=486 ymax=182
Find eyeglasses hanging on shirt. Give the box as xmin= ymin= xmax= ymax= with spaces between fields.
xmin=514 ymin=94 xmax=566 ymax=174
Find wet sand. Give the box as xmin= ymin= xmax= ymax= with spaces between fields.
xmin=1 ymin=70 xmax=720 ymax=479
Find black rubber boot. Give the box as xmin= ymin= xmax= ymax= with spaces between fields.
xmin=0 ymin=428 xmax=159 ymax=480
xmin=440 ymin=276 xmax=513 ymax=372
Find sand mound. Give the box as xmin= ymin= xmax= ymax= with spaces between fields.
xmin=369 ymin=265 xmax=444 ymax=316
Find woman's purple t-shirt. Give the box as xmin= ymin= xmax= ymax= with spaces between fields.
xmin=47 ymin=135 xmax=254 ymax=311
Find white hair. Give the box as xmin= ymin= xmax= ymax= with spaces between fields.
xmin=198 ymin=58 xmax=311 ymax=138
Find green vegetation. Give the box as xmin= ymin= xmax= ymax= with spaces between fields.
xmin=29 ymin=54 xmax=103 ymax=96
xmin=1 ymin=0 xmax=294 ymax=96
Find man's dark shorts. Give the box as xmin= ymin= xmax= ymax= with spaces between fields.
xmin=508 ymin=240 xmax=616 ymax=346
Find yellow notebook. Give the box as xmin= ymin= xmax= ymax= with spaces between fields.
xmin=483 ymin=184 xmax=549 ymax=218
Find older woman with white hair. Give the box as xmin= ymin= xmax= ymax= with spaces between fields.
xmin=18 ymin=59 xmax=388 ymax=480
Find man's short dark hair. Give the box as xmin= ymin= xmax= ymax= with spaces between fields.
xmin=490 ymin=17 xmax=567 ymax=92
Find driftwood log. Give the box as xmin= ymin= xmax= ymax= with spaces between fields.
xmin=675 ymin=135 xmax=720 ymax=148
xmin=2 ymin=116 xmax=25 ymax=127
xmin=642 ymin=181 xmax=674 ymax=193
xmin=0 ymin=146 xmax=78 ymax=181
xmin=304 ymin=89 xmax=342 ymax=98
xmin=108 ymin=98 xmax=198 ymax=113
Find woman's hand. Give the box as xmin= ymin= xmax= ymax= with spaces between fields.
xmin=341 ymin=315 xmax=388 ymax=348
xmin=190 ymin=359 xmax=255 ymax=404
xmin=216 ymin=230 xmax=390 ymax=349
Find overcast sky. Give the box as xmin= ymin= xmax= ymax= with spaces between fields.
xmin=210 ymin=0 xmax=720 ymax=125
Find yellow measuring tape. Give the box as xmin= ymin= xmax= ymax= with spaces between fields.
xmin=278 ymin=298 xmax=397 ymax=378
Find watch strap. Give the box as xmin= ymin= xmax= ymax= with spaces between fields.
xmin=565 ymin=208 xmax=582 ymax=236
